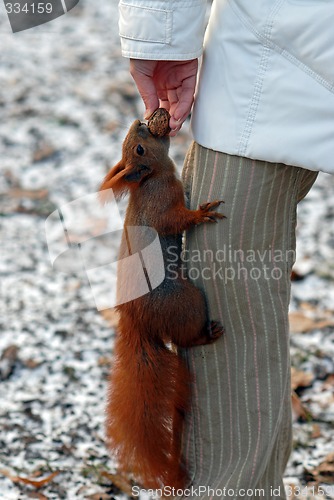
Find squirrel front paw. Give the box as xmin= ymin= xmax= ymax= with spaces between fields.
xmin=197 ymin=200 xmax=226 ymax=223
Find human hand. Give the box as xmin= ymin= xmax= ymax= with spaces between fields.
xmin=130 ymin=59 xmax=198 ymax=136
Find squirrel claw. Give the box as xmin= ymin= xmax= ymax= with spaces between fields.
xmin=193 ymin=320 xmax=225 ymax=346
xmin=199 ymin=200 xmax=224 ymax=211
xmin=203 ymin=215 xmax=218 ymax=222
xmin=208 ymin=321 xmax=225 ymax=342
xmin=199 ymin=200 xmax=225 ymax=224
xmin=202 ymin=211 xmax=225 ymax=223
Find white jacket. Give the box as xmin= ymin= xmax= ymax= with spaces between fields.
xmin=119 ymin=0 xmax=334 ymax=174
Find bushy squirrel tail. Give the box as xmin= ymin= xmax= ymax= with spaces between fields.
xmin=105 ymin=315 xmax=191 ymax=489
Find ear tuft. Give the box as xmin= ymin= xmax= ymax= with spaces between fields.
xmin=98 ymin=160 xmax=128 ymax=203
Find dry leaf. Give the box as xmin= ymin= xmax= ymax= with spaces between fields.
xmin=0 ymin=345 xmax=19 ymax=380
xmin=323 ymin=374 xmax=334 ymax=390
xmin=311 ymin=423 xmax=322 ymax=439
xmin=100 ymin=308 xmax=119 ymax=328
xmin=98 ymin=356 xmax=112 ymax=367
xmin=299 ymin=302 xmax=318 ymax=312
xmin=0 ymin=469 xmax=60 ymax=489
xmin=85 ymin=494 xmax=111 ymax=500
xmin=27 ymin=493 xmax=48 ymax=500
xmin=289 ymin=312 xmax=317 ymax=333
xmin=289 ymin=311 xmax=334 ymax=334
xmin=8 ymin=187 xmax=49 ymax=200
xmin=306 ymin=453 xmax=334 ymax=484
xmin=32 ymin=144 xmax=56 ymax=162
xmin=291 ymin=391 xmax=313 ymax=422
xmin=23 ymin=358 xmax=42 ymax=370
xmin=291 ymin=367 xmax=314 ymax=390
xmin=291 ymin=270 xmax=305 ymax=282
xmin=103 ymin=122 xmax=118 ymax=133
xmin=65 ymin=218 xmax=109 ymax=244
xmin=100 ymin=471 xmax=135 ymax=497
xmin=314 ymin=319 xmax=334 ymax=330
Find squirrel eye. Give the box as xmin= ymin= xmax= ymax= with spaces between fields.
xmin=136 ymin=144 xmax=145 ymax=156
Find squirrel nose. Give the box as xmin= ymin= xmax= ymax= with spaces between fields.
xmin=129 ymin=119 xmax=149 ymax=137
xmin=137 ymin=121 xmax=150 ymax=138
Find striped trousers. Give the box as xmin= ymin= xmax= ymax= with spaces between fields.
xmin=179 ymin=143 xmax=317 ymax=500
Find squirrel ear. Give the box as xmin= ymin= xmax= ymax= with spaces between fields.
xmin=123 ymin=164 xmax=152 ymax=183
xmin=99 ymin=160 xmax=127 ymax=203
xmin=100 ymin=161 xmax=124 ymax=189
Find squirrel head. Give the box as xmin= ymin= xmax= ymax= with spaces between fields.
xmin=122 ymin=119 xmax=171 ymax=171
xmin=100 ymin=120 xmax=173 ymax=202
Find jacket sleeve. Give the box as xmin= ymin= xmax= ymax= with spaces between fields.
xmin=118 ymin=0 xmax=208 ymax=60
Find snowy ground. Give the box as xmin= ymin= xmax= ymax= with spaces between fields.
xmin=0 ymin=1 xmax=333 ymax=499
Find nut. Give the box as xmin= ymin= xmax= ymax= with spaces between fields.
xmin=147 ymin=108 xmax=171 ymax=137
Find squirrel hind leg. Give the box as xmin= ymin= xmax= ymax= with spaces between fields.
xmin=168 ymin=282 xmax=208 ymax=348
xmin=190 ymin=320 xmax=225 ymax=346
xmin=205 ymin=320 xmax=225 ymax=343
xmin=169 ymin=283 xmax=225 ymax=348
xmin=209 ymin=320 xmax=225 ymax=340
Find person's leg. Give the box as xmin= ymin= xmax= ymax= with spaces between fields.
xmin=180 ymin=143 xmax=318 ymax=500
xmin=253 ymin=166 xmax=317 ymax=498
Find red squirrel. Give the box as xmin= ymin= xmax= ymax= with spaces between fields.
xmin=99 ymin=119 xmax=225 ymax=490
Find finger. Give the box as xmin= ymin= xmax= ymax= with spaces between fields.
xmin=158 ymin=98 xmax=170 ymax=113
xmin=170 ymin=76 xmax=196 ymax=128
xmin=159 ymin=88 xmax=181 ymax=134
xmin=169 ymin=89 xmax=183 ymax=135
xmin=130 ymin=61 xmax=159 ymax=118
xmin=137 ymin=75 xmax=159 ymax=119
xmin=169 ymin=127 xmax=182 ymax=137
xmin=166 ymin=88 xmax=178 ymax=118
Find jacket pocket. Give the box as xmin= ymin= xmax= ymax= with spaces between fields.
xmin=119 ymin=2 xmax=172 ymax=44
